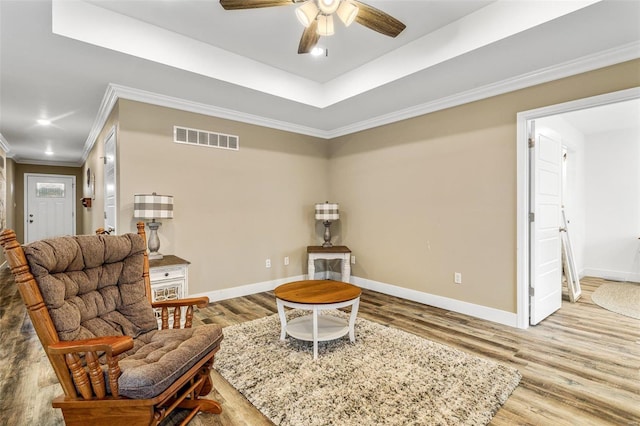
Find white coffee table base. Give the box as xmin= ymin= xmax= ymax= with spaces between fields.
xmin=276 ymin=297 xmax=360 ymax=360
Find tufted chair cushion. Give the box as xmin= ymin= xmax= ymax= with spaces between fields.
xmin=24 ymin=233 xmax=223 ymax=399
xmin=24 ymin=233 xmax=158 ymax=340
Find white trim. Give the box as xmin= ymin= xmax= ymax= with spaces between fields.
xmin=11 ymin=158 xmax=80 ymax=168
xmin=81 ymin=84 xmax=119 ymax=164
xmin=328 ymin=42 xmax=640 ymax=138
xmin=582 ymin=268 xmax=640 ymax=283
xmin=0 ymin=133 xmax=10 ymax=155
xmin=516 ymin=87 xmax=640 ymax=329
xmin=350 ymin=276 xmax=518 ymax=328
xmin=190 ymin=275 xmax=306 ymax=302
xmin=197 ymin=274 xmax=518 ymax=327
xmin=79 ymin=43 xmax=640 ymax=166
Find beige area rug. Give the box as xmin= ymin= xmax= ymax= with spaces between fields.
xmin=212 ymin=310 xmax=521 ymax=426
xmin=591 ymin=281 xmax=640 ymax=319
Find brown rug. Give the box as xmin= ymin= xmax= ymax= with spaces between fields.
xmin=591 ymin=281 xmax=640 ymax=319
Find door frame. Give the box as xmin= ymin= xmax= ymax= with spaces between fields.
xmin=24 ymin=173 xmax=77 ymax=243
xmin=515 ymin=87 xmax=640 ymax=329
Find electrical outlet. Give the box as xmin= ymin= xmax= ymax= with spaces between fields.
xmin=351 ymin=255 xmax=356 ymax=265
xmin=454 ymin=272 xmax=462 ymax=284
xmin=284 ymin=256 xmax=289 ymax=266
xmin=265 ymin=259 xmax=271 ymax=268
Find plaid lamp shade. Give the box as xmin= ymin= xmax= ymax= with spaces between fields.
xmin=134 ymin=194 xmax=174 ymax=219
xmin=315 ymin=202 xmax=339 ymax=221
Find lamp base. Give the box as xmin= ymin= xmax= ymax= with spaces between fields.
xmin=322 ymin=220 xmax=333 ymax=248
xmin=147 ymin=220 xmax=164 ymax=260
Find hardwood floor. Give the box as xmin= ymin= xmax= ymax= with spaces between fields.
xmin=1 ymin=268 xmax=638 ymax=425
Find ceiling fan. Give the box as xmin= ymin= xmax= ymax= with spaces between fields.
xmin=219 ymin=0 xmax=406 ymax=54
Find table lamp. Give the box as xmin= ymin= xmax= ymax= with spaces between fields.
xmin=134 ymin=193 xmax=173 ymax=260
xmin=315 ymin=201 xmax=339 ymax=247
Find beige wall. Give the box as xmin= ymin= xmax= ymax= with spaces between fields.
xmin=73 ymin=59 xmax=638 ymax=313
xmin=328 ymin=59 xmax=640 ymax=313
xmin=14 ymin=163 xmax=83 ymax=242
xmin=116 ymin=100 xmax=330 ymax=294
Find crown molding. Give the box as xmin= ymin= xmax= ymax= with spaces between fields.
xmin=81 ymin=84 xmax=120 ymax=164
xmin=12 ymin=158 xmax=82 ymax=167
xmin=0 ymin=133 xmax=10 ymax=155
xmin=80 ymin=41 xmax=639 ymax=164
xmin=326 ymin=41 xmax=640 ymax=138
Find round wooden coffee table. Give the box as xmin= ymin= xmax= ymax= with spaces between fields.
xmin=274 ymin=280 xmax=361 ymax=360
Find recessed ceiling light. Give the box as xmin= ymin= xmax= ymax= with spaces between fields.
xmin=45 ymin=150 xmax=54 ymax=156
xmin=37 ymin=119 xmax=52 ymax=125
xmin=310 ymin=47 xmax=325 ymax=57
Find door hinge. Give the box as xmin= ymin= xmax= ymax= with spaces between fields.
xmin=529 ymin=287 xmax=535 ymax=296
xmin=528 ymin=138 xmax=535 ymax=148
xmin=104 ymin=211 xmax=107 ymax=219
xmin=101 ymin=156 xmax=107 ymax=165
xmin=529 ymin=212 xmax=535 ymax=222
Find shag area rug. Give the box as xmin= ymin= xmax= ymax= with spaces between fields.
xmin=214 ymin=310 xmax=521 ymax=426
xmin=591 ymin=281 xmax=640 ymax=319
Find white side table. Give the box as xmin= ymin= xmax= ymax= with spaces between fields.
xmin=149 ymin=255 xmax=189 ymax=327
xmin=307 ymin=245 xmax=351 ymax=282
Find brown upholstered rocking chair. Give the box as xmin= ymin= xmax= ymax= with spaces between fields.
xmin=0 ymin=223 xmax=223 ymax=425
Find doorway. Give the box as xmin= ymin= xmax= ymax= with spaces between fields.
xmin=24 ymin=173 xmax=76 ymax=243
xmin=103 ymin=126 xmax=117 ymax=234
xmin=516 ymin=87 xmax=640 ymax=328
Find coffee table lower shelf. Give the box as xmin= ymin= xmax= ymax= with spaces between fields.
xmin=286 ymin=315 xmax=350 ymax=342
xmin=276 ymin=297 xmax=360 ymax=360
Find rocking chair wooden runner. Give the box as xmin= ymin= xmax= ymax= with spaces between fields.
xmin=0 ymin=223 xmax=223 ymax=425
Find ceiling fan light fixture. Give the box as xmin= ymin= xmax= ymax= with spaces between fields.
xmin=318 ymin=0 xmax=340 ymax=15
xmin=336 ymin=1 xmax=358 ymax=26
xmin=295 ymin=1 xmax=319 ymax=28
xmin=316 ymin=14 xmax=335 ymax=36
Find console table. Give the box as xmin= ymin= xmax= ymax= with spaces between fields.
xmin=307 ymin=245 xmax=351 ymax=282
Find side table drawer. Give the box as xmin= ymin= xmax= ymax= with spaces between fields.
xmin=150 ymin=266 xmax=185 ymax=282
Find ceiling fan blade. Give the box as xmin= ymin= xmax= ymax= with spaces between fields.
xmin=220 ymin=0 xmax=293 ymax=10
xmin=352 ymin=1 xmax=406 ymax=38
xmin=298 ymin=20 xmax=320 ymax=54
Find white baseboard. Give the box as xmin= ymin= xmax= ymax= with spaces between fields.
xmin=194 ymin=272 xmax=518 ymax=328
xmin=350 ymin=276 xmax=519 ymax=328
xmin=190 ymin=275 xmax=306 ymax=301
xmin=582 ymin=268 xmax=640 ymax=283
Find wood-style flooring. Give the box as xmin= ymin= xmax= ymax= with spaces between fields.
xmin=0 ymin=268 xmax=638 ymax=425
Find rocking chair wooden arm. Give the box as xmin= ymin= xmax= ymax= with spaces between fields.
xmin=152 ymin=297 xmax=210 ymax=330
xmin=48 ymin=336 xmax=134 ymax=400
xmin=48 ymin=335 xmax=134 ymax=357
xmin=151 ymin=296 xmax=210 ymax=309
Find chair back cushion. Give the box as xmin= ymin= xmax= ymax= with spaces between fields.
xmin=24 ymin=233 xmax=157 ymax=341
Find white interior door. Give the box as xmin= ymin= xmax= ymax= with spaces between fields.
xmin=529 ymin=122 xmax=563 ymax=325
xmin=104 ymin=127 xmax=117 ymax=234
xmin=25 ymin=174 xmax=75 ymax=243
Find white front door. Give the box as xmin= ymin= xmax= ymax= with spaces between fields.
xmin=104 ymin=127 xmax=117 ymax=234
xmin=25 ymin=174 xmax=76 ymax=243
xmin=529 ymin=122 xmax=563 ymax=325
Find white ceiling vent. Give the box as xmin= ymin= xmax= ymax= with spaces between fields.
xmin=173 ymin=126 xmax=239 ymax=151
